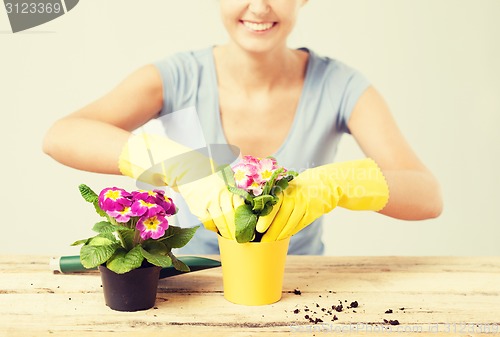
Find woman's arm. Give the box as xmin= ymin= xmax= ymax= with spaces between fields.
xmin=348 ymin=86 xmax=443 ymax=220
xmin=43 ymin=64 xmax=163 ymax=174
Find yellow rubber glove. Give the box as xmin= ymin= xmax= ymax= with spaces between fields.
xmin=260 ymin=158 xmax=389 ymax=242
xmin=119 ymin=133 xmax=215 ymax=187
xmin=255 ymin=191 xmax=284 ymax=234
xmin=119 ymin=133 xmax=242 ymax=237
xmin=176 ymin=166 xmax=245 ymax=240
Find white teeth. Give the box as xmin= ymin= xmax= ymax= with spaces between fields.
xmin=242 ymin=21 xmax=274 ymax=32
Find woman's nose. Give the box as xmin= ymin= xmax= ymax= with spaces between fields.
xmin=248 ymin=0 xmax=271 ymax=17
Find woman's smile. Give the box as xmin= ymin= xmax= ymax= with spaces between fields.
xmin=240 ymin=20 xmax=277 ymax=33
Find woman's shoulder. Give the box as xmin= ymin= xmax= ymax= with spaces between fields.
xmin=154 ymin=47 xmax=213 ymax=69
xmin=303 ymin=48 xmax=365 ymax=80
xmin=151 ymin=47 xmax=214 ymax=88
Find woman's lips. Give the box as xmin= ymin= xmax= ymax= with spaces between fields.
xmin=241 ymin=20 xmax=276 ymax=33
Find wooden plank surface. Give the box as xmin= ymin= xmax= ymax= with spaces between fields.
xmin=0 ymin=255 xmax=499 ymax=336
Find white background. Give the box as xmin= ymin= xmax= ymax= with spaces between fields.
xmin=1 ymin=0 xmax=499 ymax=256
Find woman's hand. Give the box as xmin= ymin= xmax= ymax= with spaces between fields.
xmin=259 ymin=158 xmax=390 ymax=242
xmin=177 ymin=168 xmax=245 ymax=241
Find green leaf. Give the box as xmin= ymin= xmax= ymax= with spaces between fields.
xmin=92 ymin=221 xmax=117 ymax=233
xmin=71 ymin=238 xmax=89 ymax=246
xmin=160 ymin=226 xmax=199 ymax=249
xmin=78 ymin=184 xmax=107 ymax=217
xmin=273 ymin=178 xmax=289 ymax=196
xmin=262 ymin=168 xmax=284 ymax=195
xmin=106 ymin=246 xmax=144 ymax=274
xmin=98 ymin=232 xmax=119 ymax=242
xmin=252 ymin=195 xmax=275 ymax=212
xmin=142 ymin=240 xmax=170 ymax=255
xmin=80 ymin=243 xmax=119 ymax=269
xmin=88 ymin=235 xmax=116 ymax=246
xmin=72 ymin=232 xmax=117 ymax=249
xmin=235 ymin=204 xmax=258 ymax=243
xmin=168 ymin=252 xmax=190 ymax=272
xmin=140 ymin=244 xmax=172 ymax=268
xmin=259 ymin=203 xmax=274 ymax=217
xmin=93 ymin=201 xmax=108 ymax=218
xmin=78 ymin=184 xmax=98 ymax=203
xmin=117 ymin=228 xmax=135 ymax=251
xmin=227 ymin=185 xmax=254 ymax=204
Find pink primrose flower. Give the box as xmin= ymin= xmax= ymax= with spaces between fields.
xmin=136 ymin=214 xmax=169 ymax=240
xmin=248 ymin=180 xmax=264 ymax=196
xmin=131 ymin=199 xmax=164 ymax=218
xmin=131 ymin=189 xmax=176 ymax=216
xmin=131 ymin=190 xmax=158 ymax=203
xmin=106 ymin=206 xmax=134 ymax=223
xmin=254 ymin=157 xmax=276 ymax=184
xmin=98 ymin=187 xmax=132 ymax=212
xmin=241 ymin=155 xmax=261 ymax=166
xmin=155 ymin=194 xmax=177 ymax=216
xmin=231 ymin=162 xmax=257 ymax=190
xmin=231 ymin=155 xmax=287 ymax=196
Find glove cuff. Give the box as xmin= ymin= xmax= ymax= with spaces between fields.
xmin=118 ymin=141 xmax=135 ymax=179
xmin=118 ymin=133 xmax=191 ymax=184
xmin=336 ymin=158 xmax=390 ymax=211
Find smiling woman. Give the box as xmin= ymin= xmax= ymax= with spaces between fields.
xmin=43 ymin=0 xmax=443 ymax=255
xmin=219 ymin=0 xmax=306 ymax=53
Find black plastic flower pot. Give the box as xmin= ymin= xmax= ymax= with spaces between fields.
xmin=98 ymin=264 xmax=162 ymax=312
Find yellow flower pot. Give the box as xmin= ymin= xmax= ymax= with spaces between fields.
xmin=217 ymin=235 xmax=290 ymax=305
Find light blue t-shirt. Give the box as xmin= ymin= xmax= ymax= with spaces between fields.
xmin=152 ymin=47 xmax=370 ymax=255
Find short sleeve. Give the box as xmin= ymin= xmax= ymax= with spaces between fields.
xmin=152 ymin=52 xmax=200 ymax=116
xmin=320 ymin=58 xmax=371 ymax=135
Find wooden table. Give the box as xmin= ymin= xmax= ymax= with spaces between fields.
xmin=1 ymin=255 xmax=499 ymax=336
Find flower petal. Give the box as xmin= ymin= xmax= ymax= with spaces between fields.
xmin=136 ymin=215 xmax=169 ymax=240
xmin=98 ymin=187 xmax=132 ymax=211
xmin=107 ymin=206 xmax=134 ymax=223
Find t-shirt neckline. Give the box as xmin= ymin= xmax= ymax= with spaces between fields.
xmin=208 ymin=46 xmax=314 ymax=158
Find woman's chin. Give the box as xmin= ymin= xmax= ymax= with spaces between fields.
xmin=232 ymin=39 xmax=286 ymax=56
